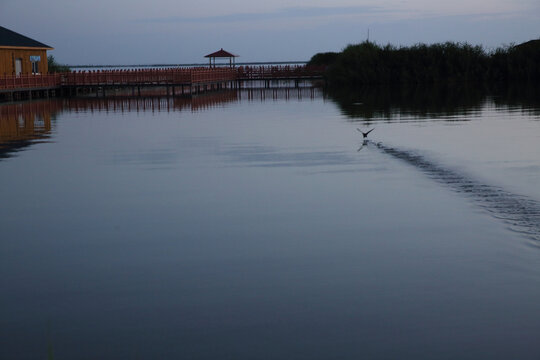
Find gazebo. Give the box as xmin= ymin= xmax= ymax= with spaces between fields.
xmin=204 ymin=48 xmax=238 ymax=68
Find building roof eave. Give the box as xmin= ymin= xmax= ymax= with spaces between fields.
xmin=0 ymin=45 xmax=54 ymax=51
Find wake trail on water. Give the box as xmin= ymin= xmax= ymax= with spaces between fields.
xmin=372 ymin=141 xmax=540 ymax=246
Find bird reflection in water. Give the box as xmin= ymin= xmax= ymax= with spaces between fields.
xmin=356 ymin=128 xmax=374 ymax=152
xmin=357 ymin=139 xmax=370 ymax=152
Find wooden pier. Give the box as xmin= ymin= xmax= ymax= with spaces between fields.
xmin=0 ymin=74 xmax=61 ymax=101
xmin=0 ymin=65 xmax=325 ymax=102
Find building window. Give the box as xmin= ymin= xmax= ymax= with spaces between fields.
xmin=31 ymin=61 xmax=39 ymax=74
xmin=30 ymin=55 xmax=41 ymax=74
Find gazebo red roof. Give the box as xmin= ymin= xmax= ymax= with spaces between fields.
xmin=204 ymin=48 xmax=238 ymax=58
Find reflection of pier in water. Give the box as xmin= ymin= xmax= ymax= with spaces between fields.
xmin=0 ymin=101 xmax=57 ymax=159
xmin=56 ymin=88 xmax=323 ymax=113
xmin=0 ymin=88 xmax=323 ymax=159
xmin=240 ymin=87 xmax=322 ymax=101
xmin=64 ymin=91 xmax=240 ymax=113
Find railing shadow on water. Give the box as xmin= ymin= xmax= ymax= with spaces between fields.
xmin=327 ymin=82 xmax=540 ymax=123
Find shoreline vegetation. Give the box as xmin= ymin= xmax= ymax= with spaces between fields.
xmin=47 ymin=55 xmax=70 ymax=73
xmin=308 ymin=39 xmax=540 ymax=87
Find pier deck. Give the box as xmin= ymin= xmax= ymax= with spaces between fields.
xmin=0 ymin=66 xmax=325 ymax=101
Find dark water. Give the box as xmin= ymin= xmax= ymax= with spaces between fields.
xmin=1 ymin=85 xmax=540 ymax=359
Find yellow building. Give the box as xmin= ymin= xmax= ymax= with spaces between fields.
xmin=0 ymin=26 xmax=53 ymax=75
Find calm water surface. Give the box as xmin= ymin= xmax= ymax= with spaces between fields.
xmin=1 ymin=86 xmax=540 ymax=359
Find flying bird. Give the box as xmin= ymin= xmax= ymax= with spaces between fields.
xmin=357 ymin=128 xmax=374 ymax=138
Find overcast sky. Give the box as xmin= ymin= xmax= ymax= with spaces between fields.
xmin=1 ymin=0 xmax=539 ymax=65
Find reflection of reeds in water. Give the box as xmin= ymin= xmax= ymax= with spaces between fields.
xmin=329 ymin=84 xmax=486 ymax=121
xmin=329 ymin=83 xmax=540 ymax=121
xmin=375 ymin=142 xmax=540 ymax=246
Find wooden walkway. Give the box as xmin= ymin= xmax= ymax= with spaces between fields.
xmin=0 ymin=66 xmax=325 ymax=101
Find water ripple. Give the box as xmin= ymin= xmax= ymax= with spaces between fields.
xmin=374 ymin=142 xmax=540 ymax=246
xmin=222 ymin=144 xmax=357 ymax=168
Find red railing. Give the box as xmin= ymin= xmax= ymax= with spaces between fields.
xmin=190 ymin=68 xmax=237 ymax=84
xmin=62 ymin=68 xmax=237 ymax=86
xmin=0 ymin=74 xmax=62 ymax=90
xmin=0 ymin=66 xmax=324 ymax=91
xmin=63 ymin=69 xmax=193 ymax=86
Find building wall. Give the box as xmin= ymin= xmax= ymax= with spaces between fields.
xmin=0 ymin=48 xmax=49 ymax=75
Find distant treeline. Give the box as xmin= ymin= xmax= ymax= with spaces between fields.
xmin=309 ymin=40 xmax=540 ymax=86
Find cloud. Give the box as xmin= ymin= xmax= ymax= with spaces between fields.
xmin=135 ymin=5 xmax=389 ymax=24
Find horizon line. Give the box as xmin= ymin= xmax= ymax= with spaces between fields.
xmin=68 ymin=61 xmax=309 ymax=68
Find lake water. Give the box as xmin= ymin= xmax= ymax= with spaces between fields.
xmin=1 ymin=85 xmax=540 ymax=359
